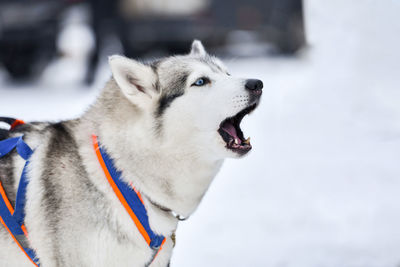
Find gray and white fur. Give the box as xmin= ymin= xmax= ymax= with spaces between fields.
xmin=0 ymin=40 xmax=262 ymax=267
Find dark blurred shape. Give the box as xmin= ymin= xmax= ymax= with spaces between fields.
xmin=85 ymin=0 xmax=305 ymax=83
xmin=211 ymin=0 xmax=305 ymax=53
xmin=85 ymin=0 xmax=118 ymax=84
xmin=0 ymin=0 xmax=80 ymax=80
xmin=0 ymin=0 xmax=305 ymax=84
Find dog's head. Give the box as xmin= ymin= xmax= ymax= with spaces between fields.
xmin=109 ymin=40 xmax=262 ymax=159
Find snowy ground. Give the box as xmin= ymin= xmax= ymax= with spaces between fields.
xmin=1 ymin=1 xmax=400 ymax=266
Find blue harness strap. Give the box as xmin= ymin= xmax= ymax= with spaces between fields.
xmin=0 ymin=127 xmax=166 ymax=266
xmin=94 ymin=136 xmax=165 ymax=249
xmin=93 ymin=135 xmax=166 ymax=265
xmin=0 ymin=134 xmax=40 ymax=266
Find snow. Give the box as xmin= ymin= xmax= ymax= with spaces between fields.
xmin=1 ymin=0 xmax=400 ymax=266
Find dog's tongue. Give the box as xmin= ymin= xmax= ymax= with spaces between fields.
xmin=221 ymin=121 xmax=241 ymax=144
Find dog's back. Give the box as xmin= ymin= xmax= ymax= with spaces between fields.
xmin=0 ymin=120 xmax=151 ymax=266
xmin=0 ymin=121 xmax=93 ymax=266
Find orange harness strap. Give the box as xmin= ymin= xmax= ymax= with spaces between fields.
xmin=0 ymin=181 xmax=39 ymax=267
xmin=92 ymin=135 xmax=166 ymax=264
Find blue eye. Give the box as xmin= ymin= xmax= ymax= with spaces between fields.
xmin=195 ymin=78 xmax=205 ymax=86
xmin=192 ymin=77 xmax=209 ymax=86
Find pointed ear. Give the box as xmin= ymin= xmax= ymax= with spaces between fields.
xmin=109 ymin=55 xmax=158 ymax=106
xmin=190 ymin=40 xmax=207 ymax=56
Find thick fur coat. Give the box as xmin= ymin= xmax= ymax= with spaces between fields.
xmin=0 ymin=41 xmax=262 ymax=266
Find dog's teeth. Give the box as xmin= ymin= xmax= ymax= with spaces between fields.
xmin=234 ymin=139 xmax=239 ymax=145
xmin=244 ymin=137 xmax=251 ymax=145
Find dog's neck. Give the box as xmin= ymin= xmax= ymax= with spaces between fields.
xmin=82 ymin=79 xmax=223 ymax=218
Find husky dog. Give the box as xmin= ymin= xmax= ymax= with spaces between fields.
xmin=0 ymin=40 xmax=262 ymax=266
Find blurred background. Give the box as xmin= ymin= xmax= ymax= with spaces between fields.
xmin=0 ymin=0 xmax=304 ymax=84
xmin=1 ymin=0 xmax=400 ymax=266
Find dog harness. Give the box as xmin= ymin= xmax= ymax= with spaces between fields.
xmin=0 ymin=118 xmax=166 ymax=266
xmin=0 ymin=118 xmax=40 ymax=266
xmin=92 ymin=135 xmax=167 ymax=263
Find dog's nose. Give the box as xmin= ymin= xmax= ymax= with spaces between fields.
xmin=245 ymin=79 xmax=263 ymax=92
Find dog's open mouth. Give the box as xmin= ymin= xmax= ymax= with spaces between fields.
xmin=218 ymin=104 xmax=257 ymax=155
